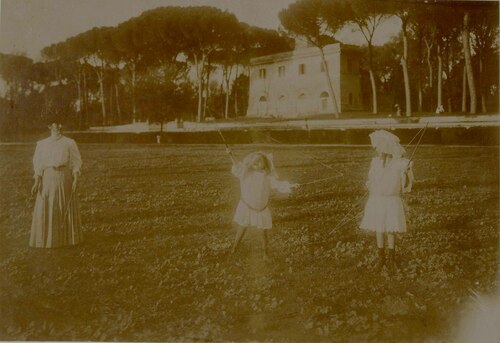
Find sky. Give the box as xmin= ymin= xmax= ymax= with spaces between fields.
xmin=0 ymin=0 xmax=401 ymax=61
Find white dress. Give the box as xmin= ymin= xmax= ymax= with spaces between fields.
xmin=30 ymin=135 xmax=83 ymax=248
xmin=360 ymin=157 xmax=413 ymax=233
xmin=232 ymin=163 xmax=291 ymax=229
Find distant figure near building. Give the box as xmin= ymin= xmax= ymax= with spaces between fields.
xmin=435 ymin=105 xmax=444 ymax=114
xmin=395 ymin=104 xmax=401 ymax=117
xmin=246 ymin=37 xmax=363 ymax=118
xmin=30 ymin=117 xmax=83 ymax=248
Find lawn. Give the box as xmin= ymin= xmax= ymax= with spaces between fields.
xmin=0 ymin=143 xmax=498 ymax=342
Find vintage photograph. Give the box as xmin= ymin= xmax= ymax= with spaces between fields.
xmin=0 ymin=0 xmax=499 ymax=341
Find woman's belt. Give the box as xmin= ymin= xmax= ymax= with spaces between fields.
xmin=369 ymin=193 xmax=401 ymax=197
xmin=44 ymin=165 xmax=67 ymax=171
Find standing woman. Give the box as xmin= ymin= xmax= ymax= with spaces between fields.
xmin=30 ymin=117 xmax=83 ymax=248
xmin=360 ymin=130 xmax=414 ymax=271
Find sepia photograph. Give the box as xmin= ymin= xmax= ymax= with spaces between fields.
xmin=0 ymin=0 xmax=499 ymax=341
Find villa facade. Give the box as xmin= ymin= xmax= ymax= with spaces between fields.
xmin=246 ymin=41 xmax=363 ymax=118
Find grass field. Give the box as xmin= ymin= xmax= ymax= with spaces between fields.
xmin=0 ymin=143 xmax=498 ymax=342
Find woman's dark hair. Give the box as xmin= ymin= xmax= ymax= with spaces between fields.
xmin=43 ymin=113 xmax=64 ymax=126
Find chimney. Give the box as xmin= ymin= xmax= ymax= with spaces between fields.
xmin=294 ymin=36 xmax=309 ymax=50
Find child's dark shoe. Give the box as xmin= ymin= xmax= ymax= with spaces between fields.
xmin=386 ymin=249 xmax=400 ymax=273
xmin=375 ymin=248 xmax=385 ymax=272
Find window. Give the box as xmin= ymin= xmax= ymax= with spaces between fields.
xmin=320 ymin=61 xmax=327 ymax=73
xmin=259 ymin=96 xmax=267 ymax=102
xmin=278 ymin=66 xmax=285 ymax=77
xmin=259 ymin=68 xmax=266 ymax=79
xmin=299 ymin=64 xmax=306 ymax=75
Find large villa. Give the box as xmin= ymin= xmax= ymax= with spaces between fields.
xmin=246 ymin=38 xmax=363 ymax=118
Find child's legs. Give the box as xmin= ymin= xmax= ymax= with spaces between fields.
xmin=261 ymin=230 xmax=269 ymax=255
xmin=232 ymin=224 xmax=247 ymax=252
xmin=376 ymin=232 xmax=385 ymax=248
xmin=387 ymin=233 xmax=395 ymax=249
xmin=386 ymin=233 xmax=398 ymax=268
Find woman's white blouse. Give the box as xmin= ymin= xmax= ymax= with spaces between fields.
xmin=33 ymin=136 xmax=82 ymax=177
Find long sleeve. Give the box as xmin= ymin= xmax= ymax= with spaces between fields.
xmin=402 ymin=160 xmax=414 ymax=192
xmin=69 ymin=139 xmax=82 ymax=175
xmin=231 ymin=162 xmax=245 ymax=178
xmin=33 ymin=142 xmax=43 ymax=177
xmin=268 ymin=175 xmax=292 ymax=194
xmin=366 ymin=158 xmax=377 ymax=188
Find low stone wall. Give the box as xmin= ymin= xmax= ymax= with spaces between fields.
xmin=65 ymin=126 xmax=499 ymax=146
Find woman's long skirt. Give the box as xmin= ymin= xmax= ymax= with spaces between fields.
xmin=29 ymin=168 xmax=83 ymax=248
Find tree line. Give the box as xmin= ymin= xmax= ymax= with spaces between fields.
xmin=279 ymin=0 xmax=498 ymax=117
xmin=0 ymin=1 xmax=498 ymax=134
xmin=0 ymin=6 xmax=291 ymax=133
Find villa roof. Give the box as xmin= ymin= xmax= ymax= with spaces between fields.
xmin=250 ymin=43 xmax=362 ymax=66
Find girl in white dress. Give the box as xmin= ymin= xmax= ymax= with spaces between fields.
xmin=30 ymin=119 xmax=83 ymax=248
xmin=230 ymin=151 xmax=296 ymax=258
xmin=360 ymin=130 xmax=414 ymax=270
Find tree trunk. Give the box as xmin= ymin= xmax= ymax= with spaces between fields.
xmin=401 ymin=59 xmax=412 ymax=117
xmin=195 ymin=54 xmax=205 ymax=122
xmin=9 ymin=84 xmax=19 ymax=133
xmin=437 ymin=45 xmax=443 ymax=111
xmin=223 ymin=65 xmax=232 ymax=119
xmin=418 ymin=78 xmax=423 ymax=113
xmin=43 ymin=88 xmax=49 ymax=117
xmin=479 ymin=58 xmax=487 ymax=113
xmin=234 ymin=64 xmax=239 ymax=115
xmin=462 ymin=11 xmax=477 ymax=114
xmin=401 ymin=24 xmax=412 ymax=117
xmin=368 ymin=69 xmax=378 ymax=114
xmin=445 ymin=45 xmax=453 ymax=113
xmin=83 ymin=69 xmax=88 ymax=127
xmin=462 ymin=65 xmax=467 ymax=112
xmin=75 ymin=71 xmax=82 ymax=129
xmin=224 ymin=80 xmax=230 ymax=119
xmin=367 ymin=43 xmax=378 ymax=114
xmin=203 ymin=62 xmax=211 ymax=120
xmin=109 ymin=83 xmax=114 ymax=125
xmin=424 ymin=38 xmax=433 ymax=89
xmin=131 ymin=63 xmax=136 ymax=123
xmin=97 ymin=69 xmax=106 ymax=126
xmin=115 ymin=83 xmax=121 ymax=124
xmin=320 ymin=48 xmax=339 ymax=118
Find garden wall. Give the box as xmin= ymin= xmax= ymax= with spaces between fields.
xmin=63 ymin=127 xmax=499 ymax=146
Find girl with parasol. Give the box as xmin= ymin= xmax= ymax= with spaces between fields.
xmin=360 ymin=130 xmax=414 ymax=271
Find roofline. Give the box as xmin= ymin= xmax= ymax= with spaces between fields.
xmin=250 ymin=43 xmax=362 ymax=66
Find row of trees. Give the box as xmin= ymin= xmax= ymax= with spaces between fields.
xmin=279 ymin=0 xmax=498 ymax=117
xmin=0 ymin=1 xmax=498 ymax=134
xmin=0 ymin=6 xmax=291 ymax=132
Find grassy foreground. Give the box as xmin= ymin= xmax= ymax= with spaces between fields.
xmin=0 ymin=144 xmax=498 ymax=342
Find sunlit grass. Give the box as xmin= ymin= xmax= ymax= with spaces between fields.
xmin=0 ymin=144 xmax=498 ymax=341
